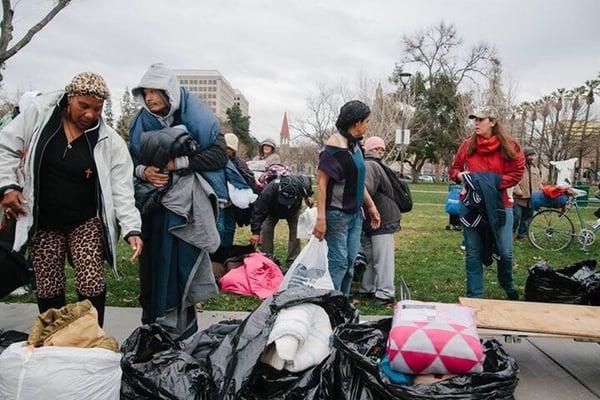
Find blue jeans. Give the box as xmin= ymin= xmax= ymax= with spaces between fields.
xmin=513 ymin=203 xmax=533 ymax=236
xmin=463 ymin=208 xmax=516 ymax=298
xmin=216 ymin=207 xmax=236 ymax=247
xmin=325 ymin=209 xmax=363 ymax=296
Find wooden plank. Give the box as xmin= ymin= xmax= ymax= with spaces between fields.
xmin=459 ymin=298 xmax=600 ymax=340
xmin=528 ymin=338 xmax=600 ymax=397
xmin=500 ymin=338 xmax=600 ymax=400
xmin=479 ymin=328 xmax=577 ymax=339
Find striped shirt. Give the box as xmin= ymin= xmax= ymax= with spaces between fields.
xmin=318 ymin=142 xmax=365 ymax=213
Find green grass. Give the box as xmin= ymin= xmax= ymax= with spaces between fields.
xmin=7 ymin=182 xmax=600 ymax=316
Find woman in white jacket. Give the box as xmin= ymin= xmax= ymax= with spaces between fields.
xmin=0 ymin=72 xmax=142 ymax=326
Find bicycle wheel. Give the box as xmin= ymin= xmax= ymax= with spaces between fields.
xmin=528 ymin=209 xmax=575 ymax=251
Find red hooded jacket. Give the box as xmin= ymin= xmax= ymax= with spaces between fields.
xmin=449 ymin=135 xmax=525 ymax=207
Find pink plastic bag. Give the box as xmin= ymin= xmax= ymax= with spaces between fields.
xmin=387 ymin=300 xmax=485 ymax=375
xmin=219 ymin=253 xmax=283 ymax=299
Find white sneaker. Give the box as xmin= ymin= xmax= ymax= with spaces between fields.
xmin=9 ymin=286 xmax=28 ymax=296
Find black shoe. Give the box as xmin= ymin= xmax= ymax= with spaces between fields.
xmin=506 ymin=290 xmax=519 ymax=301
xmin=353 ymin=292 xmax=374 ymax=300
xmin=37 ymin=293 xmax=66 ymax=314
xmin=374 ymin=297 xmax=396 ymax=306
xmin=78 ymin=288 xmax=107 ymax=327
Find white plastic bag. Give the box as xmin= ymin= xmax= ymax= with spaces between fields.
xmin=0 ymin=342 xmax=122 ymax=400
xmin=297 ymin=207 xmax=317 ymax=240
xmin=279 ymin=236 xmax=334 ymax=290
xmin=550 ymin=158 xmax=578 ymax=187
xmin=227 ymin=182 xmax=258 ymax=209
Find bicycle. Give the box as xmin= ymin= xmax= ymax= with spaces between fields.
xmin=528 ymin=188 xmax=600 ymax=252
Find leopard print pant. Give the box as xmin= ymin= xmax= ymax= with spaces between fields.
xmin=31 ymin=217 xmax=105 ymax=299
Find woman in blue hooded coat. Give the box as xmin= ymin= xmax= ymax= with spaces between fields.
xmin=128 ymin=64 xmax=227 ymax=334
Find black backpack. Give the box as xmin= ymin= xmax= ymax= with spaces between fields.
xmin=371 ymin=158 xmax=413 ymax=213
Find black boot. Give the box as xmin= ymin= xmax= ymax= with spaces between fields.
xmin=37 ymin=293 xmax=66 ymax=314
xmin=78 ymin=289 xmax=106 ymax=327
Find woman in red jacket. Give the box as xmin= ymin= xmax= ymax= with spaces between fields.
xmin=449 ymin=107 xmax=525 ymax=299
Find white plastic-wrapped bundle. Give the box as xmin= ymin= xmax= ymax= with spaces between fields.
xmin=0 ymin=342 xmax=122 ymax=400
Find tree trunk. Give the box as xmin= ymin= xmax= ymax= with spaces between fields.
xmin=577 ymin=104 xmax=592 ymax=181
xmin=537 ymin=116 xmax=547 ymax=169
xmin=0 ymin=0 xmax=72 ymax=81
xmin=596 ymin=147 xmax=600 ymax=184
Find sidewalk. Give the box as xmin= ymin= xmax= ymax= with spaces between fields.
xmin=0 ymin=302 xmax=249 ymax=344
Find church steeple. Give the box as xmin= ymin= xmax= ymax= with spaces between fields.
xmin=280 ymin=112 xmax=290 ymax=146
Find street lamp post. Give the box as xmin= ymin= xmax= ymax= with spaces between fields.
xmin=398 ymin=72 xmax=412 ymax=175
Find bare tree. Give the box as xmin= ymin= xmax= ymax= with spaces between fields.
xmin=389 ymin=21 xmax=496 ymax=179
xmin=367 ymin=83 xmax=403 ymax=160
xmin=0 ymin=0 xmax=71 ymax=82
xmin=483 ymin=58 xmax=512 ymax=121
xmin=398 ymin=21 xmax=496 ymax=88
xmin=291 ymin=83 xmax=344 ymax=148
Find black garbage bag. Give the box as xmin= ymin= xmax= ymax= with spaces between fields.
xmin=0 ymin=330 xmax=28 ymax=354
xmin=584 ymin=273 xmax=600 ymax=306
xmin=120 ymin=324 xmax=211 ymax=400
xmin=206 ymin=288 xmax=358 ymax=400
xmin=187 ymin=319 xmax=242 ymax=369
xmin=524 ymin=259 xmax=597 ymax=304
xmin=331 ymin=318 xmax=519 ymax=400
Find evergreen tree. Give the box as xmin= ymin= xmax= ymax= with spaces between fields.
xmin=226 ymin=104 xmax=258 ymax=157
xmin=103 ymin=95 xmax=114 ymax=128
xmin=406 ymin=72 xmax=463 ymax=179
xmin=116 ymin=87 xmax=138 ymax=141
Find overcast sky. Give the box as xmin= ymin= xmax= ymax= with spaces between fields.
xmin=2 ymin=0 xmax=599 ymax=142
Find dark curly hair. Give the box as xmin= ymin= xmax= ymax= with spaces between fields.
xmin=335 ymin=100 xmax=370 ymax=139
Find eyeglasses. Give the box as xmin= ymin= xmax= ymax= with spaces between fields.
xmin=371 ymin=147 xmax=385 ymax=153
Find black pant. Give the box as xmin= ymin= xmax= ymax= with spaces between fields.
xmin=139 ymin=208 xmax=165 ymax=324
xmin=449 ymin=213 xmax=461 ymax=227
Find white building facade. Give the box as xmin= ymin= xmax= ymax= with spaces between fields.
xmin=173 ymin=69 xmax=247 ymax=121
